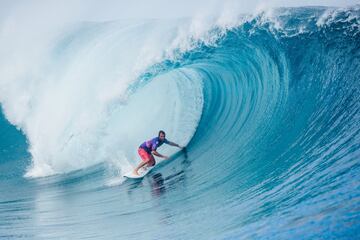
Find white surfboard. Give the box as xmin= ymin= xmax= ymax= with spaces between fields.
xmin=123 ymin=166 xmax=155 ymax=179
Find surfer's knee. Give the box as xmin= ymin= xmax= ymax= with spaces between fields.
xmin=148 ymin=159 xmax=155 ymax=166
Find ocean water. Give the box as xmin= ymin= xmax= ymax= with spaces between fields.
xmin=0 ymin=4 xmax=360 ymax=240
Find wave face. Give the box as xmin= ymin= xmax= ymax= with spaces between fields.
xmin=1 ymin=6 xmax=360 ymax=240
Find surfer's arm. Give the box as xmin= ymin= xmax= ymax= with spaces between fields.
xmin=166 ymin=141 xmax=183 ymax=149
xmin=152 ymin=150 xmax=169 ymax=159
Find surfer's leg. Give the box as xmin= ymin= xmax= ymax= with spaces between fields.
xmin=133 ymin=161 xmax=147 ymax=175
xmin=147 ymin=155 xmax=156 ymax=167
xmin=134 ymin=148 xmax=152 ymax=175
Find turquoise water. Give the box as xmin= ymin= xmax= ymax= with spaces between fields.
xmin=1 ymin=6 xmax=360 ymax=239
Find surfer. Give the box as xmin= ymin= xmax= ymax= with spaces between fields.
xmin=133 ymin=130 xmax=183 ymax=175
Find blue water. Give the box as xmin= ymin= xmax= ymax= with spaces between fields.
xmin=1 ymin=6 xmax=360 ymax=239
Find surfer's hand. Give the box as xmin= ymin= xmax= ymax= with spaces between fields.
xmin=164 ymin=156 xmax=170 ymax=160
xmin=175 ymin=143 xmax=184 ymax=149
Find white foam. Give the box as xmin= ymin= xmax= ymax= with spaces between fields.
xmin=0 ymin=15 xmax=207 ymax=177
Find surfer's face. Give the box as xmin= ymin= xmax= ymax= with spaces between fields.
xmin=159 ymin=133 xmax=165 ymax=141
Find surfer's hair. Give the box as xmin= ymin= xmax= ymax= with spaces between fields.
xmin=158 ymin=130 xmax=166 ymax=137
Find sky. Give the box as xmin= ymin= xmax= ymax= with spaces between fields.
xmin=0 ymin=0 xmax=359 ymax=23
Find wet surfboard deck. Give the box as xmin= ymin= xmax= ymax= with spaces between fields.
xmin=123 ymin=166 xmax=155 ymax=179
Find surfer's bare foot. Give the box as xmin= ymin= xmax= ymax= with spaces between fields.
xmin=133 ymin=169 xmax=139 ymax=176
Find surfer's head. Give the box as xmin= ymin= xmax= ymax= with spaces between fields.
xmin=158 ymin=130 xmax=166 ymax=141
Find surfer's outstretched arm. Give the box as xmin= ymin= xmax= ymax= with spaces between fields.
xmin=167 ymin=141 xmax=184 ymax=149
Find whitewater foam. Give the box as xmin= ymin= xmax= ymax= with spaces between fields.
xmin=0 ymin=19 xmax=207 ymax=177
